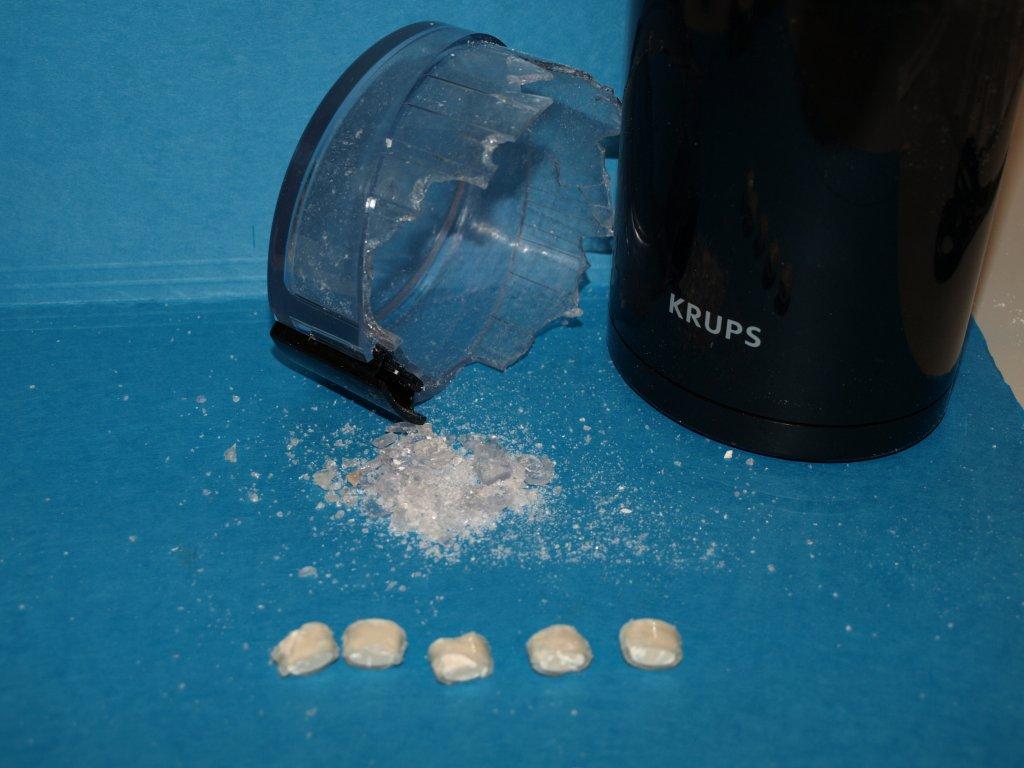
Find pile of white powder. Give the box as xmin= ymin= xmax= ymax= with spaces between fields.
xmin=309 ymin=422 xmax=555 ymax=549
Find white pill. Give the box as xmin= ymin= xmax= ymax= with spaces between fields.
xmin=271 ymin=621 xmax=340 ymax=677
xmin=342 ymin=618 xmax=407 ymax=669
xmin=619 ymin=618 xmax=683 ymax=670
xmin=427 ymin=632 xmax=493 ymax=684
xmin=526 ymin=624 xmax=593 ymax=676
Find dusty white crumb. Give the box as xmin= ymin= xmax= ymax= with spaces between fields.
xmin=342 ymin=619 xmax=407 ymax=669
xmin=312 ymin=459 xmax=338 ymax=490
xmin=271 ymin=621 xmax=339 ymax=677
xmin=526 ymin=624 xmax=592 ymax=676
xmin=232 ymin=394 xmax=241 ymax=403
xmin=195 ymin=395 xmax=206 ymax=404
xmin=428 ymin=632 xmax=493 ymax=684
xmin=723 ymin=449 xmax=734 ymax=460
xmin=619 ymin=618 xmax=683 ymax=670
xmin=297 ymin=565 xmax=318 ymax=579
xmin=223 ymin=443 xmax=237 ymax=463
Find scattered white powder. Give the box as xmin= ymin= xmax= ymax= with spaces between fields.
xmin=224 ymin=443 xmax=237 ymax=463
xmin=310 ymin=423 xmax=554 ymax=553
xmin=282 ymin=416 xmax=737 ymax=571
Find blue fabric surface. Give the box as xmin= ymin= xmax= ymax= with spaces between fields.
xmin=0 ymin=1 xmax=625 ymax=306
xmin=2 ymin=3 xmax=1024 ymax=767
xmin=2 ymin=263 xmax=1024 ymax=766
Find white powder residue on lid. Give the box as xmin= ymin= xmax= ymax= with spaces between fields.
xmin=309 ymin=422 xmax=554 ymax=556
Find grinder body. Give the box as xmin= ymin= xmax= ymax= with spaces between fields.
xmin=609 ymin=0 xmax=1024 ymax=460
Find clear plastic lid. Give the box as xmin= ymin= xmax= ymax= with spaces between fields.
xmin=268 ymin=22 xmax=619 ymax=420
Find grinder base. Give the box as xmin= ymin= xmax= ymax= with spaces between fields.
xmin=608 ymin=319 xmax=951 ymax=463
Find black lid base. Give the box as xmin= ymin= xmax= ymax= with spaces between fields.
xmin=271 ymin=322 xmax=425 ymax=425
xmin=608 ymin=319 xmax=950 ymax=463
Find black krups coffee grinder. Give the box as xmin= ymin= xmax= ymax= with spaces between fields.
xmin=609 ymin=0 xmax=1024 ymax=460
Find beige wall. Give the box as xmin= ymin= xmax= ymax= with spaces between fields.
xmin=975 ymin=91 xmax=1024 ymax=405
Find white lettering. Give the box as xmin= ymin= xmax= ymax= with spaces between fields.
xmin=667 ymin=294 xmax=763 ymax=349
xmin=685 ymin=303 xmax=701 ymax=327
xmin=668 ymin=293 xmax=685 ymax=319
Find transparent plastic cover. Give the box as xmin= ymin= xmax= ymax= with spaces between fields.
xmin=277 ymin=25 xmax=620 ymax=401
